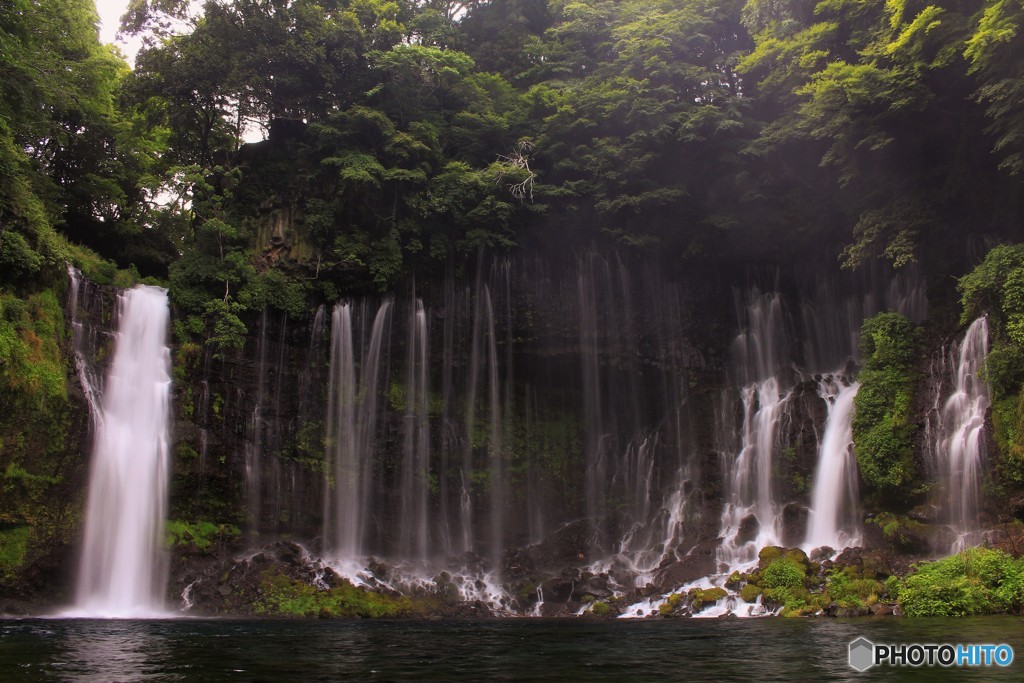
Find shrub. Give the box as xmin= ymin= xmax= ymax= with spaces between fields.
xmin=898 ymin=548 xmax=1024 ymax=616
xmin=826 ymin=569 xmax=883 ymax=609
xmin=761 ymin=558 xmax=805 ymax=590
xmin=853 ymin=313 xmax=918 ymax=491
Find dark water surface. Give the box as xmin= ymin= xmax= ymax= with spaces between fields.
xmin=2 ymin=616 xmax=1023 ymax=681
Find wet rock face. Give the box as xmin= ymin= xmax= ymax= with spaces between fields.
xmin=781 ymin=503 xmax=809 ymax=548
xmin=778 ymin=380 xmax=827 ymax=502
xmin=736 ymin=514 xmax=759 ymax=545
xmin=655 ymin=539 xmax=720 ymax=590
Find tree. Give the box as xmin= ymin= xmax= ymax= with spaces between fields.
xmin=965 ymin=0 xmax=1024 ymax=175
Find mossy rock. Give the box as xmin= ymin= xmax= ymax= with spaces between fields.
xmin=758 ymin=546 xmax=783 ymax=565
xmin=740 ymin=584 xmax=761 ymax=603
xmin=686 ymin=587 xmax=727 ymax=613
xmin=784 ymin=548 xmax=810 ymax=570
xmin=726 ymin=571 xmax=743 ymax=589
xmin=255 ymin=568 xmax=416 ymax=618
xmin=697 ymin=587 xmax=728 ymax=603
xmin=591 ymin=601 xmax=611 ymax=617
xmin=656 ymin=593 xmax=684 ymax=616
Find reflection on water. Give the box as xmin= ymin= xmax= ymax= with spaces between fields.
xmin=1 ymin=616 xmax=1023 ymax=681
xmin=59 ymin=621 xmax=169 ymax=682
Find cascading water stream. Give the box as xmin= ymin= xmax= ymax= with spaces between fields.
xmin=72 ymin=285 xmax=171 ymax=618
xmin=717 ymin=290 xmax=788 ymax=567
xmin=323 ymin=301 xmax=392 ymax=562
xmin=803 ymin=377 xmax=861 ymax=553
xmin=66 ymin=267 xmax=103 ymax=422
xmin=931 ymin=317 xmax=990 ymax=553
xmin=399 ymin=298 xmax=430 ymax=563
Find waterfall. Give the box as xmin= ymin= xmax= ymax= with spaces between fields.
xmin=579 ymin=255 xmax=608 ymax=542
xmin=66 ymin=267 xmax=103 ymax=423
xmin=931 ymin=317 xmax=990 ymax=552
xmin=244 ymin=310 xmax=269 ymax=535
xmin=323 ymin=301 xmax=392 ymax=560
xmin=484 ymin=286 xmax=505 ymax=571
xmin=803 ymin=377 xmax=861 ymax=553
xmin=73 ymin=285 xmax=171 ymax=618
xmin=399 ymin=298 xmax=430 ymax=563
xmin=718 ymin=290 xmax=788 ymax=566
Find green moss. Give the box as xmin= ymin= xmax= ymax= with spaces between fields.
xmin=784 ymin=548 xmax=810 ymax=569
xmin=255 ymin=568 xmax=416 ymax=618
xmin=0 ymin=526 xmax=30 ymax=577
xmin=740 ymin=584 xmax=761 ymax=603
xmin=387 ymin=381 xmax=406 ymax=412
xmin=688 ymin=586 xmax=728 ymax=611
xmin=852 ymin=313 xmax=918 ymax=493
xmin=590 ymin=600 xmax=611 ymax=617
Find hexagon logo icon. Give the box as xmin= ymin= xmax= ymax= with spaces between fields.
xmin=849 ymin=637 xmax=875 ymax=672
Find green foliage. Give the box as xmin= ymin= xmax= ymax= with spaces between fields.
xmin=965 ymin=0 xmax=1024 ymax=174
xmin=868 ymin=512 xmax=926 ymax=546
xmin=761 ymin=558 xmax=805 ymax=589
xmin=959 ymin=245 xmax=1024 ymax=488
xmin=991 ymin=395 xmax=1024 ymax=485
xmin=853 ymin=313 xmax=918 ymax=492
xmin=0 ymin=291 xmax=67 ymax=410
xmin=986 ymin=345 xmax=1024 ymax=398
xmin=825 ymin=568 xmax=883 ymax=610
xmin=165 ymin=520 xmax=240 ymax=552
xmin=256 ymin=568 xmax=416 ymax=618
xmin=0 ymin=287 xmax=75 ymax=576
xmin=897 ymin=547 xmax=1024 ymax=617
xmin=960 ymin=244 xmax=1024 ymax=340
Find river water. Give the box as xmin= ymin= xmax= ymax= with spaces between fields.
xmin=2 ymin=617 xmax=1023 ymax=681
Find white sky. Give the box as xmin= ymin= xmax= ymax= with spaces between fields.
xmin=95 ymin=0 xmax=144 ymax=65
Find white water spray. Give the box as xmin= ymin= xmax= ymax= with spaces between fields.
xmin=72 ymin=285 xmax=171 ymax=618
